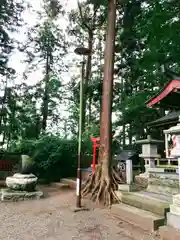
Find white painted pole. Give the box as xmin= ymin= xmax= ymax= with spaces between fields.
xmin=126 ymin=159 xmax=133 ymax=185
xmin=165 ymin=133 xmax=169 ymax=158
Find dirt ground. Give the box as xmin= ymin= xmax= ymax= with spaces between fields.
xmin=0 ymin=185 xmax=161 ymax=240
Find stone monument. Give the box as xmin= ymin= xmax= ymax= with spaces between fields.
xmin=1 ymin=155 xmax=43 ymax=201
xmin=136 ymin=135 xmax=163 ymax=177
xmin=135 ymin=136 xmax=163 ymax=187
xmin=118 ymin=159 xmax=135 ymax=192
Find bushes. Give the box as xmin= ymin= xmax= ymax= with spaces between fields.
xmin=10 ymin=133 xmax=123 ymax=182
xmin=12 ymin=136 xmax=79 ymax=182
xmin=11 ymin=135 xmax=93 ymax=182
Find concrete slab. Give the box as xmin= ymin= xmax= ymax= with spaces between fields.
xmin=111 ymin=203 xmax=165 ymax=232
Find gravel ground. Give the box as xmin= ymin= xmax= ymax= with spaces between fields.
xmin=0 ymin=186 xmax=161 ymax=240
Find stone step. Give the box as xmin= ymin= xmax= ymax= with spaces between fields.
xmin=159 ymin=226 xmax=180 ymax=240
xmin=115 ymin=191 xmax=170 ymax=216
xmin=111 ymin=203 xmax=165 ymax=232
xmin=110 ymin=216 xmax=160 ymax=240
xmin=60 ymin=178 xmax=76 ymax=189
xmin=137 ymin=191 xmax=172 ymax=202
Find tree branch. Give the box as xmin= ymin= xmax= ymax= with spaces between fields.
xmin=77 ymin=0 xmax=91 ymax=30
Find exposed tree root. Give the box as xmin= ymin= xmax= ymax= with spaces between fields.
xmin=82 ymin=164 xmax=125 ymax=207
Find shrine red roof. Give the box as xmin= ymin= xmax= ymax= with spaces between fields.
xmin=146 ymin=79 xmax=180 ymax=109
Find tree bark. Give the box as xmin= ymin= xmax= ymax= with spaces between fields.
xmin=99 ymin=0 xmax=116 ymax=164
xmin=98 ymin=33 xmax=103 ymax=132
xmin=82 ymin=0 xmax=125 ymax=206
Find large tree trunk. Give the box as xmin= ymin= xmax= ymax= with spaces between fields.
xmin=98 ymin=33 xmax=103 ymax=140
xmin=82 ymin=0 xmax=125 ymax=206
xmin=99 ymin=0 xmax=117 ymax=171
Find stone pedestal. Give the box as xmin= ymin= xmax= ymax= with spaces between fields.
xmin=167 ymin=194 xmax=180 ymax=230
xmin=1 ymin=173 xmax=43 ymax=202
xmin=1 ymin=188 xmax=43 ymax=202
xmin=6 ymin=173 xmax=37 ymax=192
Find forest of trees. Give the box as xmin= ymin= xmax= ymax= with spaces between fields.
xmin=1 ymin=0 xmax=179 ymax=150
xmin=1 ymin=0 xmax=180 ymax=202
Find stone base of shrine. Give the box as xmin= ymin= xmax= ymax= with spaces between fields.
xmin=147 ymin=185 xmax=179 ymax=195
xmin=147 ymin=171 xmax=180 ymax=195
xmin=0 ymin=188 xmax=43 ymax=202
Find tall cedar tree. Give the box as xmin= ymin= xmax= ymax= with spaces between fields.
xmin=83 ymin=0 xmax=124 ymax=206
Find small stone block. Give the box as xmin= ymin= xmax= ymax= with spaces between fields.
xmin=1 ymin=188 xmax=43 ymax=202
xmin=167 ymin=212 xmax=180 ymax=230
xmin=170 ymin=204 xmax=180 ymax=216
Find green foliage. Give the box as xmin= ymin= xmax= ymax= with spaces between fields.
xmin=12 ymin=136 xmax=79 ymax=182
xmin=11 ymin=135 xmax=94 ymax=182
xmin=2 ymin=0 xmax=180 ymax=156
xmin=0 ymin=0 xmax=24 ymax=76
xmin=113 ymin=0 xmax=180 ymax=144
